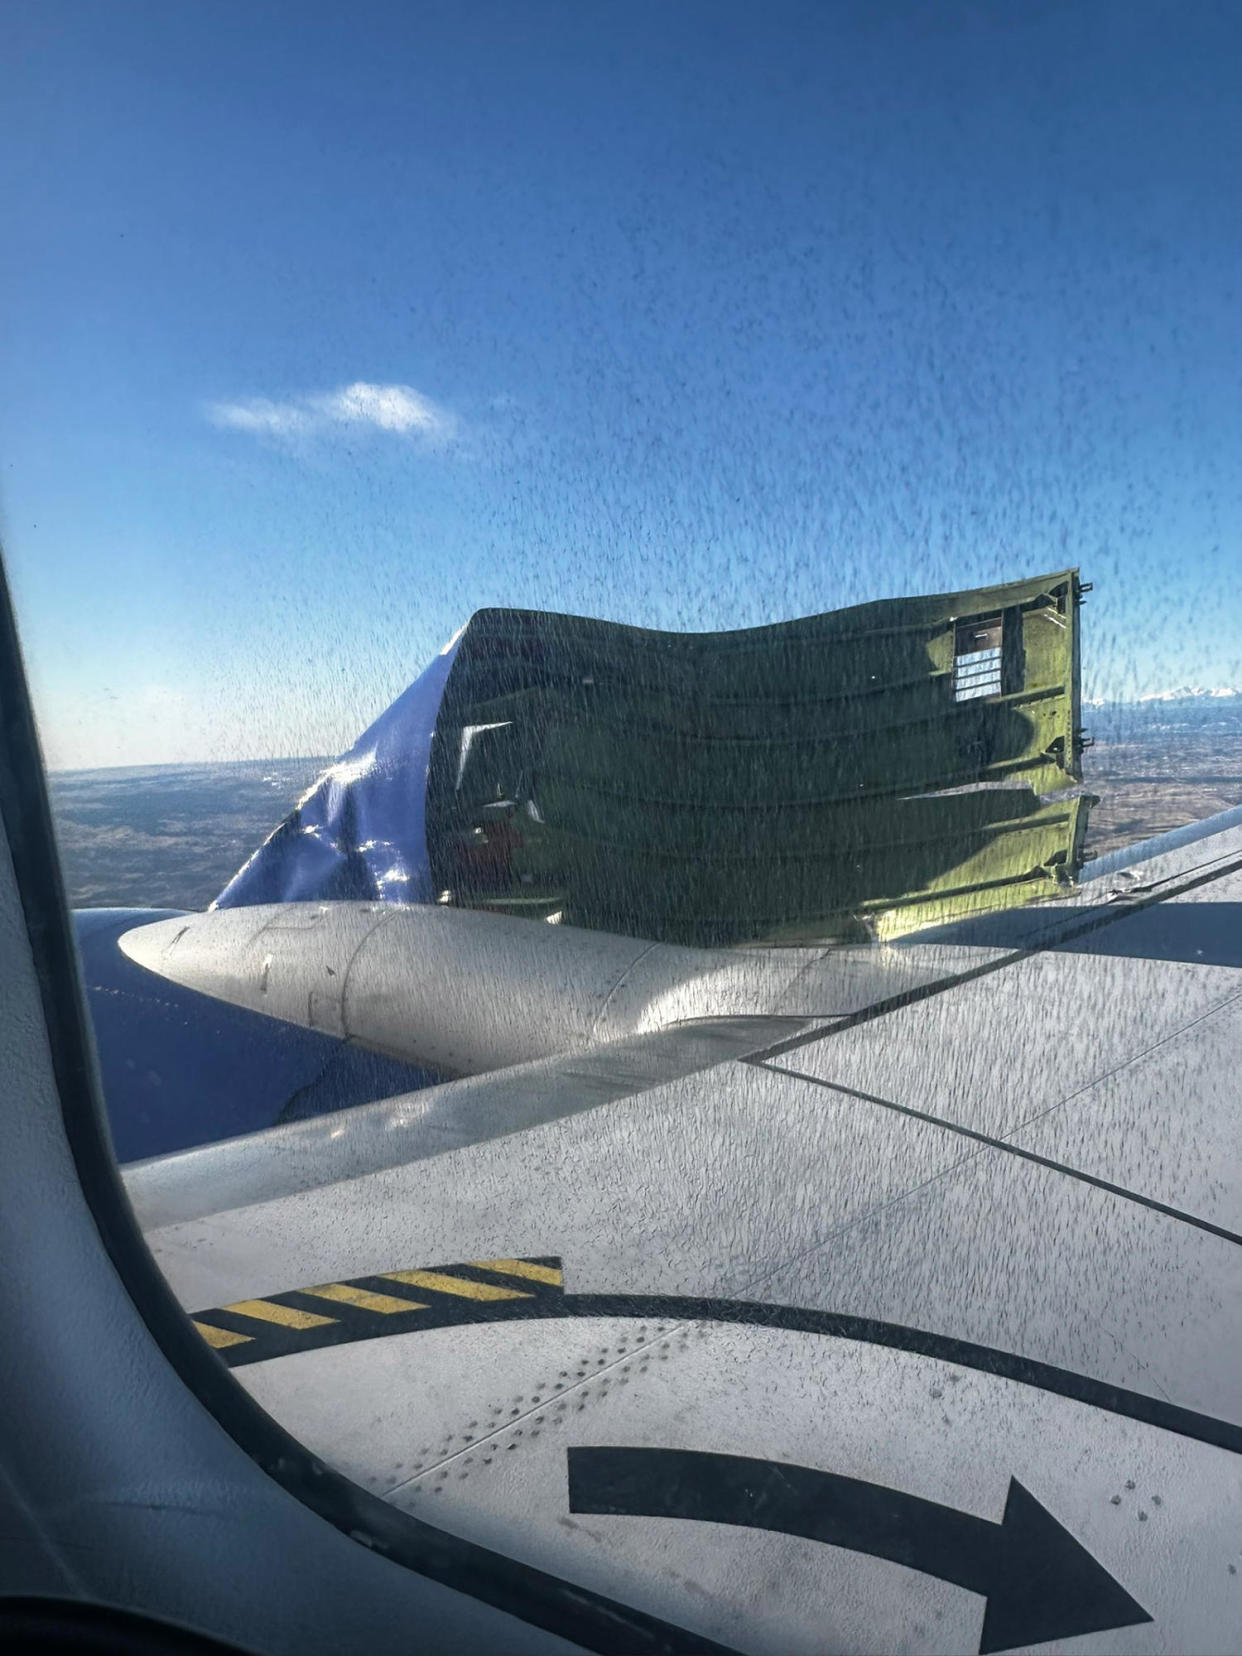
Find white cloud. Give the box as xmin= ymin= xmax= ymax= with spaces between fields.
xmin=206 ymin=380 xmax=459 ymax=446
xmin=207 ymin=398 xmax=313 ymax=437
xmin=313 ymin=382 xmax=452 ymax=435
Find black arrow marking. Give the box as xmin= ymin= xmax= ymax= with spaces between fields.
xmin=568 ymin=1447 xmax=1152 ymax=1655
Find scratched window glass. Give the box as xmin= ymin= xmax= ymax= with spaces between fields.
xmin=4 ymin=3 xmax=1242 ymax=1650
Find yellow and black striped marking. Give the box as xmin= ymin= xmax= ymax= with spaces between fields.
xmin=188 ymin=1262 xmax=1242 ymax=1467
xmin=192 ymin=1257 xmax=564 ymax=1367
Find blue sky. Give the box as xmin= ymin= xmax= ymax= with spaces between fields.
xmin=3 ymin=0 xmax=1241 ymax=767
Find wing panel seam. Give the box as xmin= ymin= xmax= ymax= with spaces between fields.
xmin=757 ymin=1057 xmax=1242 ymax=1248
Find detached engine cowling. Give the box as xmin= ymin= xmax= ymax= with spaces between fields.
xmin=216 ymin=570 xmax=1093 ymax=944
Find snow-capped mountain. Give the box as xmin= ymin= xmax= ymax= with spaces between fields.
xmin=1083 ymin=687 xmax=1242 ymax=708
xmin=1136 ymin=686 xmax=1242 ymax=704
xmin=1080 ymin=686 xmax=1242 ymax=743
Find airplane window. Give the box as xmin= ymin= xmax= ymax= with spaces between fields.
xmin=5 ymin=3 xmax=1242 ymax=1651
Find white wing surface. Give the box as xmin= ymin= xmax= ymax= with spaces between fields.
xmin=126 ymin=809 xmax=1242 ymax=1654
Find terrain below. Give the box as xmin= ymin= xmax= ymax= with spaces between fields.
xmin=46 ymin=727 xmax=1242 ymax=915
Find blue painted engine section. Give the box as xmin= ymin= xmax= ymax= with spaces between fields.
xmin=214 ymin=632 xmax=462 ymax=909
xmin=75 ymin=632 xmax=466 ymax=1163
xmin=74 ymin=909 xmax=438 ymax=1164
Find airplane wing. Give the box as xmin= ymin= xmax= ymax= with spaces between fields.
xmin=123 ymin=804 xmax=1242 ymax=1655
